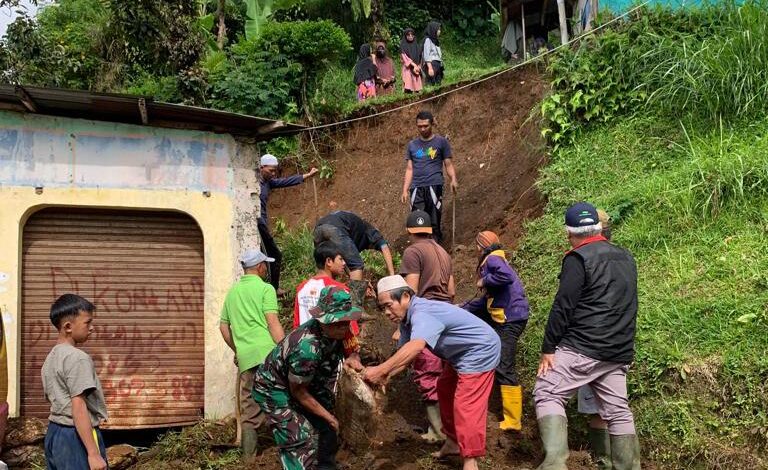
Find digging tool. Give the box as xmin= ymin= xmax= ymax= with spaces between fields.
xmin=234 ymin=369 xmax=241 ymax=446
xmin=451 ymin=187 xmax=457 ymax=254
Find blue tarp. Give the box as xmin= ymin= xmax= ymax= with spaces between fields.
xmin=601 ymin=0 xmax=702 ymax=12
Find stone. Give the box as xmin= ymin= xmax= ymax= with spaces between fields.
xmin=335 ymin=367 xmax=386 ymax=451
xmin=3 ymin=417 xmax=47 ymax=448
xmin=107 ymin=444 xmax=138 ymax=470
xmin=0 ymin=444 xmax=44 ymax=467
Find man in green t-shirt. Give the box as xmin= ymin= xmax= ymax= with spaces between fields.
xmin=220 ymin=249 xmax=286 ymax=460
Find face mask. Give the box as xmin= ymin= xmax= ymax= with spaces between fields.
xmin=376 ymin=47 xmax=386 ymax=58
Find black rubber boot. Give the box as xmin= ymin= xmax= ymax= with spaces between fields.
xmin=535 ymin=415 xmax=569 ymax=470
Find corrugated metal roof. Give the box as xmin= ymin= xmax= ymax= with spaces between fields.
xmin=0 ymin=85 xmax=306 ymax=141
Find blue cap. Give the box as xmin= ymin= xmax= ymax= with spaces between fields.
xmin=565 ymin=202 xmax=599 ymax=228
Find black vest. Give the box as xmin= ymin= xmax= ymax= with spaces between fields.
xmin=561 ymin=241 xmax=638 ymax=363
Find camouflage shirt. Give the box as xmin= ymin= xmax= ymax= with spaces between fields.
xmin=252 ymin=319 xmax=345 ymax=410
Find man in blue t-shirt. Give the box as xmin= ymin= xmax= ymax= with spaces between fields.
xmin=401 ymin=110 xmax=458 ymax=243
xmin=365 ymin=275 xmax=500 ymax=470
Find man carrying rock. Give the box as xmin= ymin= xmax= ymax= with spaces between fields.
xmin=400 ymin=110 xmax=458 ymax=244
xmin=398 ymin=210 xmax=455 ymax=442
xmin=364 ymin=275 xmax=500 ymax=470
xmin=534 ymin=202 xmax=641 ymax=470
xmin=258 ymin=153 xmax=318 ymax=295
xmin=252 ymin=286 xmax=363 ymax=470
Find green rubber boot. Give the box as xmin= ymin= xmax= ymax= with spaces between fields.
xmin=241 ymin=427 xmax=259 ymax=459
xmin=588 ymin=427 xmax=612 ymax=470
xmin=536 ymin=415 xmax=569 ymax=470
xmin=348 ymin=279 xmax=368 ymax=308
xmin=609 ymin=434 xmax=640 ymax=470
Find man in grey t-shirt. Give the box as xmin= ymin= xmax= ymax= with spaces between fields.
xmin=42 ymin=294 xmax=108 ymax=470
xmin=401 ymin=110 xmax=458 ymax=244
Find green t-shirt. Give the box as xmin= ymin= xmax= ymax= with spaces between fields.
xmin=220 ymin=274 xmax=280 ymax=372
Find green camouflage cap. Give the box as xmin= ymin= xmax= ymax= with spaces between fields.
xmin=309 ymin=286 xmax=363 ymax=324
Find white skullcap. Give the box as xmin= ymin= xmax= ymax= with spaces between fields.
xmin=260 ymin=154 xmax=279 ymax=166
xmin=377 ymin=275 xmax=409 ymax=293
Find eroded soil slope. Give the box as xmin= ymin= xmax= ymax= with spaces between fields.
xmin=270 ymin=66 xmax=548 ymax=297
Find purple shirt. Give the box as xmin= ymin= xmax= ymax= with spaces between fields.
xmin=259 ymin=174 xmax=304 ymax=227
xmin=405 ymin=135 xmax=452 ymax=188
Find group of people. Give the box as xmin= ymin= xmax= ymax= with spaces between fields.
xmin=37 ymin=109 xmax=641 ymax=470
xmin=354 ymin=21 xmax=445 ymax=101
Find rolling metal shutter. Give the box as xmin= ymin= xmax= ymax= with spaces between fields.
xmin=21 ymin=208 xmax=205 ymax=428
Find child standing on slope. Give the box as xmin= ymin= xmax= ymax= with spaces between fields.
xmin=42 ymin=294 xmax=108 ymax=470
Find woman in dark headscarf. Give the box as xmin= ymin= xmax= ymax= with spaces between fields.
xmin=422 ymin=21 xmax=444 ymax=86
xmin=399 ymin=27 xmax=423 ymax=93
xmin=354 ymin=43 xmax=378 ymax=101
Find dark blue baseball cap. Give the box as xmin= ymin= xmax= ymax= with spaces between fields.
xmin=565 ymin=202 xmax=599 ymax=228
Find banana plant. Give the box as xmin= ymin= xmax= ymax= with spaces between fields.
xmin=244 ymin=0 xmax=273 ymax=41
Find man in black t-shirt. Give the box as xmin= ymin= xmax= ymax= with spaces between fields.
xmin=313 ymin=211 xmax=395 ymax=282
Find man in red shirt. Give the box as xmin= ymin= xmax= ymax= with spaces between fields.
xmin=294 ymin=242 xmax=362 ymax=366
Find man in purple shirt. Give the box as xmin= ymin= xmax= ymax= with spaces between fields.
xmin=258 ymin=154 xmax=318 ymax=294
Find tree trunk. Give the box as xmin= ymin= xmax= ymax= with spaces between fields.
xmin=216 ymin=0 xmax=226 ymax=50
xmin=370 ymin=0 xmax=387 ymax=40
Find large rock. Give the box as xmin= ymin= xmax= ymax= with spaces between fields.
xmin=3 ymin=417 xmax=47 ymax=448
xmin=107 ymin=444 xmax=138 ymax=470
xmin=0 ymin=444 xmax=44 ymax=467
xmin=336 ymin=367 xmax=386 ymax=452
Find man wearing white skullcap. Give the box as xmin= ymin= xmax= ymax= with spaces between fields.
xmin=364 ymin=275 xmax=500 ymax=470
xmin=258 ymin=154 xmax=319 ymax=295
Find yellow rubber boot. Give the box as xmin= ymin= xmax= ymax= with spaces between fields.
xmin=499 ymin=385 xmax=523 ymax=431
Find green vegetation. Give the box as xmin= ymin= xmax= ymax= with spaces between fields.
xmin=520 ymin=1 xmax=768 ymax=466
xmin=541 ymin=0 xmax=768 ymax=152
xmin=0 ymin=0 xmax=505 ymax=122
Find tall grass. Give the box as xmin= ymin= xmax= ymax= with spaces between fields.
xmin=541 ymin=0 xmax=768 ymax=150
xmin=644 ymin=0 xmax=768 ymax=121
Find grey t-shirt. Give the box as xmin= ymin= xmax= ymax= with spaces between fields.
xmin=405 ymin=135 xmax=452 ymax=188
xmin=41 ymin=343 xmax=108 ymax=427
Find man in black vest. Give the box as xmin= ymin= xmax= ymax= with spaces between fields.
xmin=533 ymin=202 xmax=641 ymax=470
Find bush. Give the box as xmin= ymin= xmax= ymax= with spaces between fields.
xmin=207 ymin=38 xmax=302 ymax=119
xmin=258 ymin=20 xmax=351 ymax=81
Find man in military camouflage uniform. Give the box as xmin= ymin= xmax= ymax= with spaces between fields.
xmin=252 ymin=286 xmax=363 ymax=470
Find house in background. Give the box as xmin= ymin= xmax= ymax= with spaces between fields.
xmin=0 ymin=85 xmax=304 ymax=428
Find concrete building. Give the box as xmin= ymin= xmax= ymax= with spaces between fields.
xmin=0 ymin=85 xmax=304 ymax=428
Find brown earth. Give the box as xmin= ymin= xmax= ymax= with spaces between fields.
xmin=270 ymin=65 xmax=548 ymax=299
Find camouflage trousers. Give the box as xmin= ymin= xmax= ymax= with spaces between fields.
xmin=252 ymin=388 xmax=338 ymax=470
